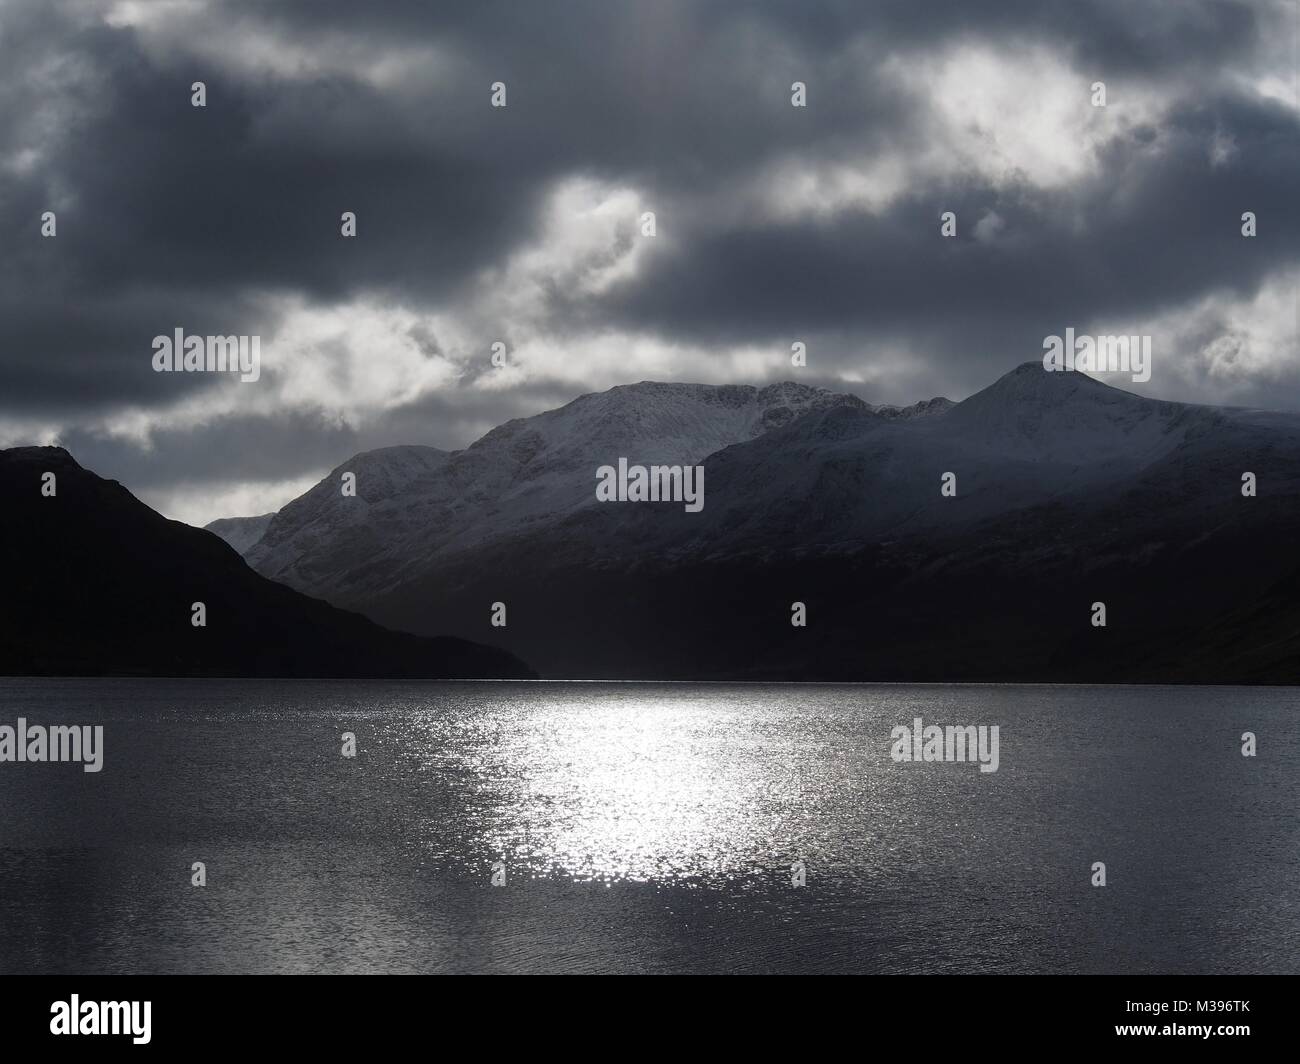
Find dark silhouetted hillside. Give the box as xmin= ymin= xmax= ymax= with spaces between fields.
xmin=0 ymin=447 xmax=535 ymax=678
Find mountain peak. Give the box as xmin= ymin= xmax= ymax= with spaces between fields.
xmin=469 ymin=378 xmax=866 ymax=464
xmin=986 ymin=360 xmax=1119 ymax=400
xmin=4 ymin=445 xmax=79 ymax=468
xmin=944 ymin=358 xmax=1218 ymax=468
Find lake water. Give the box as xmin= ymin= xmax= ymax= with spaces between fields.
xmin=0 ymin=679 xmax=1296 ymax=974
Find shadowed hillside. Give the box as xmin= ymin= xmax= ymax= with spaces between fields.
xmin=0 ymin=447 xmax=535 ymax=678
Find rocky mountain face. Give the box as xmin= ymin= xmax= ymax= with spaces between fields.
xmin=210 ymin=365 xmax=1300 ymax=682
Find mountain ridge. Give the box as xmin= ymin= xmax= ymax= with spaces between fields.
xmin=199 ymin=362 xmax=1300 ymax=681
xmin=0 ymin=446 xmax=535 ymax=678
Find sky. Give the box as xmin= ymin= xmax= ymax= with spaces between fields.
xmin=0 ymin=0 xmax=1296 ymax=525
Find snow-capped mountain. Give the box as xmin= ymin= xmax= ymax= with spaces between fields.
xmin=608 ymin=361 xmax=1247 ymax=560
xmin=205 ymin=513 xmax=275 ymax=555
xmin=208 ymin=364 xmax=1300 ymax=682
xmin=227 ymin=380 xmax=878 ymax=602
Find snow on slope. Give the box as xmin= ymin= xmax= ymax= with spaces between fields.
xmin=235 ymin=363 xmax=1246 ymax=601
xmin=205 ymin=513 xmax=275 ymax=554
xmin=244 ymin=381 xmax=870 ymax=601
xmin=537 ymin=363 xmax=1258 ymax=564
xmin=944 ymin=362 xmax=1225 ymax=468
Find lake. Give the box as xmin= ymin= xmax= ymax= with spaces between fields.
xmin=0 ymin=679 xmax=1296 ymax=974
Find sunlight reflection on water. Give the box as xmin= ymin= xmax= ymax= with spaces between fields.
xmin=1 ymin=679 xmax=1297 ymax=973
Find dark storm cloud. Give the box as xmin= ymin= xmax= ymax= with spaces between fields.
xmin=218 ymin=0 xmax=1266 ymax=80
xmin=0 ymin=0 xmax=1295 ymax=521
xmin=596 ymin=90 xmax=1300 ymax=385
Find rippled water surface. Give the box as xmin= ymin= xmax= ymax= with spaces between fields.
xmin=0 ymin=679 xmax=1296 ymax=973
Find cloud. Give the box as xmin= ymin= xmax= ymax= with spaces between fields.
xmin=0 ymin=0 xmax=1295 ymax=524
xmin=1094 ymin=268 xmax=1300 ymax=404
